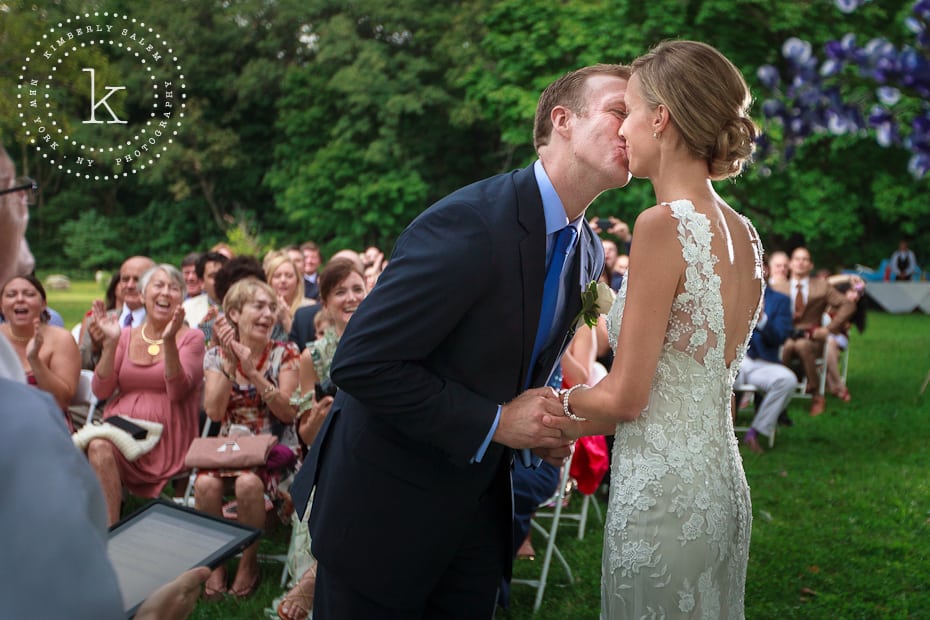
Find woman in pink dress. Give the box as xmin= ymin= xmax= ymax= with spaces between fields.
xmin=88 ymin=264 xmax=205 ymax=525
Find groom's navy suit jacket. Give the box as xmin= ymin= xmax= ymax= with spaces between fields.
xmin=290 ymin=165 xmax=604 ymax=608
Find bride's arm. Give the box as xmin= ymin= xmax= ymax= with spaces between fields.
xmin=547 ymin=206 xmax=682 ymax=438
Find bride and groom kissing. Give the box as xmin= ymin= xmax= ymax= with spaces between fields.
xmin=291 ymin=40 xmax=761 ymax=619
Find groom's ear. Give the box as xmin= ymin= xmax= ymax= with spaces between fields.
xmin=550 ymin=105 xmax=573 ymax=137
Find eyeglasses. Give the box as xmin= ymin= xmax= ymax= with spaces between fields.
xmin=0 ymin=177 xmax=39 ymax=205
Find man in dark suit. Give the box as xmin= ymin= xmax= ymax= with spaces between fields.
xmin=772 ymin=246 xmax=855 ymax=416
xmin=288 ymin=303 xmax=321 ymax=353
xmin=290 ymin=63 xmax=632 ymax=619
xmin=736 ymin=283 xmax=796 ymax=453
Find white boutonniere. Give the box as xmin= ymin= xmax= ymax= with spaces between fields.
xmin=574 ymin=281 xmax=615 ymax=329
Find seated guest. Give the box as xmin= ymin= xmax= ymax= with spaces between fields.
xmin=0 ymin=274 xmax=81 ymax=427
xmin=77 ymin=271 xmax=122 ymax=349
xmin=889 ymin=239 xmax=918 ymax=281
xmin=180 ymin=252 xmax=203 ymax=299
xmin=200 ymin=255 xmax=264 ymax=347
xmin=182 ymin=251 xmax=228 ymax=333
xmin=300 ymin=242 xmax=323 ymax=302
xmin=772 ymin=247 xmax=855 ymax=416
xmin=767 ymin=250 xmax=789 ymax=286
xmin=80 ymin=255 xmax=154 ymax=370
xmin=196 ymin=277 xmax=300 ymax=600
xmin=823 ymin=277 xmax=867 ymax=401
xmin=88 ymin=264 xmax=205 ymax=524
xmin=736 ymin=271 xmax=797 ymax=453
xmin=265 ymin=251 xmax=312 ymax=339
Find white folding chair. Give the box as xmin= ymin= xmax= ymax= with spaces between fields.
xmin=732 ymin=383 xmax=776 ymax=448
xmin=67 ymin=369 xmax=99 ymax=429
xmin=511 ymin=452 xmax=576 ymax=613
xmin=558 ymin=491 xmax=603 ymax=540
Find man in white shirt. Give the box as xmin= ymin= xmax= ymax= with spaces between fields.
xmin=80 ymin=255 xmax=154 ymax=369
xmin=182 ymin=251 xmax=228 ymax=330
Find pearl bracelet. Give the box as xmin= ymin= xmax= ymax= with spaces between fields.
xmin=561 ymin=383 xmax=589 ymax=422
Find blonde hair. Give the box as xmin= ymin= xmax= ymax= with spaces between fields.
xmin=632 ymin=40 xmax=758 ymax=180
xmin=223 ymin=277 xmax=276 ymax=317
xmin=264 ymin=250 xmax=305 ymax=317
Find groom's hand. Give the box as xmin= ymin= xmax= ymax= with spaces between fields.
xmin=493 ymin=387 xmax=564 ymax=449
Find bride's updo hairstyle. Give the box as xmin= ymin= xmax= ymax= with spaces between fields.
xmin=631 ymin=40 xmax=758 ymax=180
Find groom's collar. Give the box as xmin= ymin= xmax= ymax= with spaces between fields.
xmin=533 ymin=160 xmax=582 ymax=236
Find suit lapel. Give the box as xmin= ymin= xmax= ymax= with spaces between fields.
xmin=516 ymin=167 xmax=546 ymax=391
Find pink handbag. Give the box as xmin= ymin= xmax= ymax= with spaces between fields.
xmin=184 ymin=434 xmax=277 ymax=469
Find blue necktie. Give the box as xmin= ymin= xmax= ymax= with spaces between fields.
xmin=518 ymin=225 xmax=577 ymax=468
xmin=526 ymin=225 xmax=577 ymax=388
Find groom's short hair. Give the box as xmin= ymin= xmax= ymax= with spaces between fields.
xmin=533 ymin=63 xmax=631 ymax=150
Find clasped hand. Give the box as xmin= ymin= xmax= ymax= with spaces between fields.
xmin=493 ymin=388 xmax=579 ymax=465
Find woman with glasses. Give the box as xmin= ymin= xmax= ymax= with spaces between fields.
xmin=0 ymin=144 xmax=37 ymax=283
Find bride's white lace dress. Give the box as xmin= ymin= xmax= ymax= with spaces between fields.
xmin=602 ymin=200 xmax=761 ymax=619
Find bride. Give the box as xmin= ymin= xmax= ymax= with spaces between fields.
xmin=547 ymin=40 xmax=763 ymax=618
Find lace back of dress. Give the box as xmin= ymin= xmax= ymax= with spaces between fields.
xmin=664 ymin=201 xmax=726 ymax=373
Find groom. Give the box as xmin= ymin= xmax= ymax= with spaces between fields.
xmin=291 ymin=63 xmax=632 ymax=618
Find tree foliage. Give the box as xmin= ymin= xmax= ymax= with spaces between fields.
xmin=1 ymin=0 xmax=927 ymax=273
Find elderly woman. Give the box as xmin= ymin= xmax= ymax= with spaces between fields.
xmin=196 ymin=277 xmax=300 ymax=600
xmin=0 ymin=274 xmax=81 ymax=427
xmin=265 ymin=251 xmax=311 ymax=339
xmin=276 ymin=257 xmax=368 ymax=620
xmin=88 ymin=264 xmax=205 ymax=525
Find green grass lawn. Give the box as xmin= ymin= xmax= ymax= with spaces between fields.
xmin=45 ymin=282 xmax=930 ymax=618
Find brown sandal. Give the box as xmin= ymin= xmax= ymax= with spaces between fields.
xmin=277 ymin=563 xmax=316 ymax=620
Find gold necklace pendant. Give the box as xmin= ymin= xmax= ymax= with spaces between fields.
xmin=140 ymin=325 xmax=165 ymax=356
xmin=4 ymin=326 xmax=32 ymax=343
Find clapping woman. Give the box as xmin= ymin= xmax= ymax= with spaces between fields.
xmin=88 ymin=265 xmax=205 ymax=525
xmin=265 ymin=251 xmax=312 ymax=339
xmin=196 ymin=277 xmax=300 ymax=600
xmin=0 ymin=274 xmax=80 ymax=427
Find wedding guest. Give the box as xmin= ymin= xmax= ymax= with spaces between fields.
xmin=823 ymin=277 xmax=867 ymax=401
xmin=737 ymin=277 xmax=797 ymax=454
xmin=0 ymin=374 xmax=210 ymax=620
xmin=301 ymin=242 xmax=323 ymax=301
xmin=180 ymin=252 xmax=203 ymax=299
xmin=773 ymin=246 xmax=855 ymax=416
xmin=211 ymin=242 xmax=235 ymax=259
xmin=202 ymin=254 xmax=265 ymax=347
xmin=0 ymin=144 xmax=36 ymax=284
xmin=88 ymin=264 xmax=205 ymax=524
xmin=182 ymin=251 xmax=228 ymax=333
xmin=265 ymin=251 xmax=312 ymax=337
xmin=889 ymin=238 xmax=918 ymax=281
xmin=0 ymin=274 xmax=81 ymax=425
xmin=196 ymin=277 xmax=300 ymax=600
xmin=81 ymin=255 xmax=155 ymax=370
xmin=767 ymin=250 xmax=789 ymax=286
